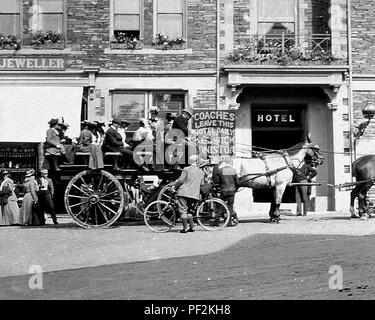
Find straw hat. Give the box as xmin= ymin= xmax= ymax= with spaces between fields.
xmin=25 ymin=169 xmax=35 ymax=177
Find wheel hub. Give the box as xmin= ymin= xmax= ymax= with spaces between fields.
xmin=89 ymin=194 xmax=99 ymax=205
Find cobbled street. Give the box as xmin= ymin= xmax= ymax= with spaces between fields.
xmin=1 ymin=212 xmax=375 ymax=300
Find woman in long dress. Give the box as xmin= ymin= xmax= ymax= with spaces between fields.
xmin=0 ymin=178 xmax=11 ymax=226
xmin=19 ymin=169 xmax=43 ymax=226
xmin=0 ymin=170 xmax=20 ymax=225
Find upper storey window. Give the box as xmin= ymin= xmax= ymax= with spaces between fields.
xmin=0 ymin=0 xmax=21 ymax=36
xmin=113 ymin=0 xmax=141 ymax=40
xmin=156 ymin=0 xmax=184 ymax=38
xmin=28 ymin=0 xmax=64 ymax=33
xmin=257 ymin=0 xmax=296 ymax=36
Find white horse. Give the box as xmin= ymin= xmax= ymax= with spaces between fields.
xmin=232 ymin=141 xmax=323 ymax=222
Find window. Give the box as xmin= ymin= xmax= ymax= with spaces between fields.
xmin=27 ymin=0 xmax=64 ymax=33
xmin=0 ymin=0 xmax=20 ymax=36
xmin=113 ymin=0 xmax=141 ymax=40
xmin=156 ymin=0 xmax=184 ymax=39
xmin=112 ymin=91 xmax=186 ymax=131
xmin=257 ymin=0 xmax=296 ymax=35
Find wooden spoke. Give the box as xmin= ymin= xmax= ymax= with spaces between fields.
xmin=69 ymin=200 xmax=90 ymax=209
xmin=99 ymin=190 xmax=120 ymax=199
xmin=74 ymin=202 xmax=91 ymax=218
xmin=84 ymin=204 xmax=92 ymax=224
xmin=71 ymin=183 xmax=90 ymax=196
xmin=100 ymin=199 xmax=122 ymax=204
xmin=100 ymin=180 xmax=114 ymax=195
xmin=68 ymin=194 xmax=88 ymax=199
xmin=97 ymin=174 xmax=104 ymax=191
xmin=94 ymin=205 xmax=98 ymax=225
xmin=98 ymin=202 xmax=118 ymax=216
xmin=97 ymin=204 xmax=109 ymax=222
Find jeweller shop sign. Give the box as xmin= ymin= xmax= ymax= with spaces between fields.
xmin=192 ymin=110 xmax=236 ymax=163
xmin=0 ymin=57 xmax=66 ymax=70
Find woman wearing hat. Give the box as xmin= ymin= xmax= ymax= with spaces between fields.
xmin=19 ymin=169 xmax=44 ymax=226
xmin=77 ymin=120 xmax=104 ymax=169
xmin=0 ymin=170 xmax=20 ymax=225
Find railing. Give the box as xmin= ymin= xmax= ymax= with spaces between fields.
xmin=253 ymin=32 xmax=331 ymax=54
xmin=226 ymin=32 xmax=341 ymax=65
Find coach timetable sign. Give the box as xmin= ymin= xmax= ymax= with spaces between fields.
xmin=252 ymin=110 xmax=303 ymax=128
xmin=192 ymin=110 xmax=236 ymax=163
xmin=0 ymin=57 xmax=66 ymax=70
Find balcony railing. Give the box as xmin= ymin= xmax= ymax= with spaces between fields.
xmin=226 ymin=33 xmax=344 ymax=65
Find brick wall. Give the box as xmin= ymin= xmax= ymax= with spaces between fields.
xmin=193 ymin=90 xmax=217 ymax=109
xmin=351 ymin=0 xmax=375 ymax=73
xmin=62 ymin=0 xmax=217 ymax=71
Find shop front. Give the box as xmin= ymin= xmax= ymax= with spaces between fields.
xmin=222 ymin=66 xmax=351 ymax=215
xmin=0 ymin=58 xmax=88 ymax=201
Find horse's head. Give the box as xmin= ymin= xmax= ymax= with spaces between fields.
xmin=305 ymin=143 xmax=324 ymax=166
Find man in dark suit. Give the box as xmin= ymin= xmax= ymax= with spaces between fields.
xmin=103 ymin=118 xmax=148 ymax=171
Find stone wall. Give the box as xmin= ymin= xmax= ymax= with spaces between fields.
xmin=351 ymin=0 xmax=375 ymax=73
xmin=63 ymin=0 xmax=217 ymax=70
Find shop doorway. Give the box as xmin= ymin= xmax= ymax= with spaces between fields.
xmin=251 ymin=105 xmax=306 ymax=203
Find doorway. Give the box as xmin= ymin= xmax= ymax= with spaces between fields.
xmin=251 ymin=105 xmax=306 ymax=203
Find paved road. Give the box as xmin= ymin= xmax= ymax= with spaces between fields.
xmin=1 ymin=212 xmax=375 ymax=299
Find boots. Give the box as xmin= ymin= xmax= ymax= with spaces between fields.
xmin=180 ymin=218 xmax=188 ymax=233
xmin=180 ymin=218 xmax=195 ymax=233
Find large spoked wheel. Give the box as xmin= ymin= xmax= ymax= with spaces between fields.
xmin=196 ymin=198 xmax=230 ymax=231
xmin=144 ymin=200 xmax=176 ymax=233
xmin=64 ymin=170 xmax=125 ymax=228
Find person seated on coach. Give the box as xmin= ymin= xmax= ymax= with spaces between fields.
xmin=102 ymin=118 xmax=149 ymax=171
xmin=117 ymin=120 xmax=131 ymax=149
xmin=93 ymin=121 xmax=106 ymax=147
xmin=56 ymin=120 xmax=76 ymax=164
xmin=44 ymin=118 xmax=65 ymax=156
xmin=77 ymin=120 xmax=104 ymax=170
xmin=132 ymin=119 xmax=154 ymax=169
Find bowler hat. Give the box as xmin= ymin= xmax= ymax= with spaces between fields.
xmin=25 ymin=169 xmax=35 ymax=177
xmin=48 ymin=118 xmax=59 ymax=126
xmin=182 ymin=108 xmax=193 ymax=117
xmin=111 ymin=118 xmax=122 ymax=124
xmin=149 ymin=106 xmax=159 ymax=114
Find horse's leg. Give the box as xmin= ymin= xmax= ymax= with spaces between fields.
xmin=274 ymin=184 xmax=287 ymax=223
xmin=269 ymin=188 xmax=276 ymax=222
xmin=350 ymin=185 xmax=362 ymax=218
xmin=359 ymin=184 xmax=373 ymax=218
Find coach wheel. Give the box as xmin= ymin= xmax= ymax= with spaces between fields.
xmin=196 ymin=198 xmax=230 ymax=231
xmin=144 ymin=200 xmax=176 ymax=233
xmin=64 ymin=170 xmax=125 ymax=228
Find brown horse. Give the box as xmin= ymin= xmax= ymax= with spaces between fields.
xmin=233 ymin=140 xmax=324 ymax=223
xmin=350 ymin=155 xmax=375 ymax=219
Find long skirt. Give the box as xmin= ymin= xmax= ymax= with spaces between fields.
xmin=0 ymin=204 xmax=11 ymax=226
xmin=3 ymin=193 xmax=20 ymax=225
xmin=78 ymin=145 xmax=104 ymax=169
xmin=20 ymin=193 xmax=44 ymax=226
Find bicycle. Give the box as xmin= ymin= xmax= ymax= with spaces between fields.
xmin=144 ymin=189 xmax=230 ymax=232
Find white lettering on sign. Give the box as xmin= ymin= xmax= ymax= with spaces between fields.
xmin=256 ymin=113 xmax=296 ymax=123
xmin=0 ymin=58 xmax=66 ymax=70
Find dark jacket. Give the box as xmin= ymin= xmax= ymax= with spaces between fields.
xmin=172 ymin=115 xmax=189 ymax=137
xmin=212 ymin=164 xmax=239 ymax=196
xmin=102 ymin=127 xmax=124 ymax=152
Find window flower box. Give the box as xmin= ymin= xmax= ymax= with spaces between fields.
xmin=30 ymin=31 xmax=65 ymax=49
xmin=152 ymin=33 xmax=186 ymax=50
xmin=111 ymin=33 xmax=143 ymax=50
xmin=0 ymin=35 xmax=21 ymax=50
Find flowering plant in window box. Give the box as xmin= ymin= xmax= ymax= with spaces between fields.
xmin=0 ymin=34 xmax=21 ymax=50
xmin=30 ymin=30 xmax=65 ymax=49
xmin=111 ymin=33 xmax=143 ymax=50
xmin=152 ymin=33 xmax=186 ymax=50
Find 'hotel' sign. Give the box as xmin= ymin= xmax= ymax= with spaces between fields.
xmin=0 ymin=57 xmax=66 ymax=70
xmin=252 ymin=110 xmax=303 ymax=128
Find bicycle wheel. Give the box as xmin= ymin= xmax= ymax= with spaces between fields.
xmin=196 ymin=198 xmax=230 ymax=231
xmin=144 ymin=200 xmax=176 ymax=232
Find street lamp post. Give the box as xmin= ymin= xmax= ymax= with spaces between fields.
xmin=353 ymin=100 xmax=375 ymax=160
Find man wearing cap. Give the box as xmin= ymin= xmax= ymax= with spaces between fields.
xmin=172 ymin=154 xmax=205 ymax=233
xmin=37 ymin=169 xmax=58 ymax=225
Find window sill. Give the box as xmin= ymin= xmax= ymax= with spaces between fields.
xmin=104 ymin=48 xmax=193 ymax=55
xmin=0 ymin=48 xmax=86 ymax=55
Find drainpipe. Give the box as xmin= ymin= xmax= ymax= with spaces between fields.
xmin=346 ymin=0 xmax=355 ymax=176
xmin=216 ymin=0 xmax=220 ymax=110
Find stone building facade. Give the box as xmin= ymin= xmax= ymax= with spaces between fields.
xmin=0 ymin=0 xmax=374 ymax=214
